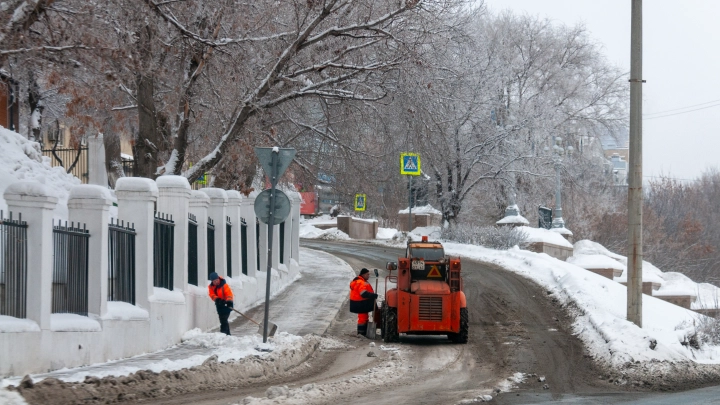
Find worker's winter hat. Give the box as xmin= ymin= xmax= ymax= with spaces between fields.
xmin=359 ymin=268 xmax=370 ymax=275
xmin=209 ymin=272 xmax=219 ymax=281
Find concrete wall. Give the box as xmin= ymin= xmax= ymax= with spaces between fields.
xmin=398 ymin=213 xmax=442 ymax=232
xmin=0 ymin=180 xmax=301 ymax=377
xmin=655 ymin=294 xmax=695 ymax=309
xmin=584 ymin=268 xmax=623 ymax=280
xmin=527 ymin=242 xmax=573 ymax=261
xmin=337 ymin=216 xmax=378 ymax=239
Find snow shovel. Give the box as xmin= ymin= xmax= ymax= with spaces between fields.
xmin=231 ymin=307 xmax=277 ymax=337
xmin=365 ymin=269 xmax=380 ymax=339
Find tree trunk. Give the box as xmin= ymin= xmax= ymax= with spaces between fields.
xmin=27 ymin=71 xmax=43 ymax=142
xmin=103 ymin=122 xmax=123 ymax=188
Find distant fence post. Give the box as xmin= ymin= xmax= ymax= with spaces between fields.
xmin=4 ymin=182 xmax=57 ymax=329
xmin=67 ymin=185 xmax=113 ymax=318
xmin=290 ymin=192 xmax=301 ymax=264
xmin=189 ymin=191 xmax=209 ymax=285
xmin=87 ymin=133 xmax=108 ymax=187
xmin=156 ymin=176 xmax=191 ymax=291
xmin=115 ymin=178 xmax=158 ymax=310
xmin=226 ymin=190 xmax=243 ymax=278
xmin=200 ymin=188 xmax=228 ymax=279
xmin=240 ymin=192 xmax=258 ymax=277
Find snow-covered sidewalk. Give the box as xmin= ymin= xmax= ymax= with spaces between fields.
xmin=1 ymin=248 xmax=353 ymax=387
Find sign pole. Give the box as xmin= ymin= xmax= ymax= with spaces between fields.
xmin=263 ymin=151 xmax=278 ymax=343
xmin=408 ymin=175 xmax=412 ymax=234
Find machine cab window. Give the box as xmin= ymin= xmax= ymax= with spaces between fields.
xmin=408 ymin=246 xmax=444 ymax=261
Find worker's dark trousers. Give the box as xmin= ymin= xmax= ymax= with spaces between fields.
xmin=219 ymin=312 xmax=231 ymax=335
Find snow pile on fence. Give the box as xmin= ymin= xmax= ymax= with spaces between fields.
xmin=517 ymin=225 xmax=572 ymax=248
xmin=398 ymin=204 xmax=442 ymax=215
xmin=0 ymin=127 xmax=80 ymax=219
xmin=299 ymin=224 xmax=349 ymax=240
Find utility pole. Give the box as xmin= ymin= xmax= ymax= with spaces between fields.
xmin=627 ymin=0 xmax=644 ymax=327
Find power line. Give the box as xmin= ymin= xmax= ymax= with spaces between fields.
xmin=642 ymin=102 xmax=720 ymax=120
xmin=643 ymin=175 xmax=694 ymax=182
xmin=644 ymin=98 xmax=720 ymax=116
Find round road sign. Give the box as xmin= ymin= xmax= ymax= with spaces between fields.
xmin=254 ymin=189 xmax=291 ymax=225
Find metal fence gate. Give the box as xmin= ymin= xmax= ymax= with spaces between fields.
xmin=188 ymin=213 xmax=198 ymax=286
xmin=108 ymin=219 xmax=136 ymax=304
xmin=241 ymin=218 xmax=248 ymax=275
xmin=0 ymin=211 xmax=28 ymax=318
xmin=153 ymin=213 xmax=174 ymax=290
xmin=207 ymin=217 xmax=215 ymax=280
xmin=226 ymin=216 xmax=232 ymax=278
xmin=52 ymin=221 xmax=90 ymax=316
xmin=42 ymin=146 xmax=89 ymax=184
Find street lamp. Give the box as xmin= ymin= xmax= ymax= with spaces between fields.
xmin=544 ymin=136 xmax=573 ymax=230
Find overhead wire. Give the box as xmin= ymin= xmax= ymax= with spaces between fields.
xmin=643 ymin=98 xmax=720 ymax=116
xmin=643 ymin=98 xmax=720 ymax=120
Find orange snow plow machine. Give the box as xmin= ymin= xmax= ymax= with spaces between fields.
xmin=379 ymin=236 xmax=468 ymax=343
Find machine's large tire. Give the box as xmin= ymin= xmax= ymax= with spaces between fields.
xmin=383 ymin=307 xmax=399 ymax=343
xmin=448 ymin=308 xmax=469 ymax=344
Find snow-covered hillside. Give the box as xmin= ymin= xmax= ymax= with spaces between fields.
xmin=0 ymin=127 xmax=81 ymax=220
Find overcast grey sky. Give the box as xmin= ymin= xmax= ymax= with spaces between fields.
xmin=484 ymin=0 xmax=720 ymax=181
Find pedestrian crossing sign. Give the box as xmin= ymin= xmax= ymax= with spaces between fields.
xmin=400 ymin=152 xmax=421 ymax=176
xmin=354 ymin=194 xmax=367 ymax=211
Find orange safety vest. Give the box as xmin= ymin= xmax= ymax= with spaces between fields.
xmin=349 ymin=276 xmax=374 ymax=314
xmin=208 ymin=277 xmax=234 ymax=302
xmin=349 ymin=276 xmax=373 ymax=301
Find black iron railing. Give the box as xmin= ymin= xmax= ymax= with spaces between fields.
xmin=226 ymin=216 xmax=232 ymax=278
xmin=207 ymin=217 xmax=215 ymax=280
xmin=52 ymin=221 xmax=90 ymax=316
xmin=241 ymin=218 xmax=248 ymax=275
xmin=188 ymin=213 xmax=198 ymax=286
xmin=42 ymin=146 xmax=89 ymax=184
xmin=153 ymin=212 xmax=174 ymax=290
xmin=121 ymin=157 xmax=134 ymax=177
xmin=108 ymin=219 xmax=136 ymax=304
xmin=0 ymin=211 xmax=28 ymax=318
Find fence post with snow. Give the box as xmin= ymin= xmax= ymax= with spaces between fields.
xmin=157 ymin=175 xmax=191 ymax=291
xmin=67 ymin=185 xmax=113 ymax=318
xmin=4 ymin=182 xmax=57 ymax=330
xmin=189 ymin=190 xmax=210 ymax=285
xmin=240 ymin=191 xmax=258 ymax=277
xmin=115 ymin=178 xmax=158 ymax=310
xmin=201 ymin=188 xmax=228 ymax=279
xmin=226 ymin=190 xmax=243 ymax=279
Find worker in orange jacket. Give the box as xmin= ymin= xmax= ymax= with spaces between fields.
xmin=349 ymin=268 xmax=378 ymax=335
xmin=208 ymin=272 xmax=234 ymax=335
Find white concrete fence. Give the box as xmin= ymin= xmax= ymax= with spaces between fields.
xmin=0 ymin=176 xmax=302 ymax=377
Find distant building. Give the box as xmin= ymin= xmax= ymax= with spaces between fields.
xmin=609 ymin=153 xmax=628 ymax=185
xmin=0 ymin=71 xmax=20 ymax=132
xmin=599 ymin=127 xmax=629 ymax=185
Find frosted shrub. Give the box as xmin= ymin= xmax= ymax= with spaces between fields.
xmin=694 ymin=315 xmax=720 ymax=347
xmin=441 ymin=224 xmax=528 ymax=250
